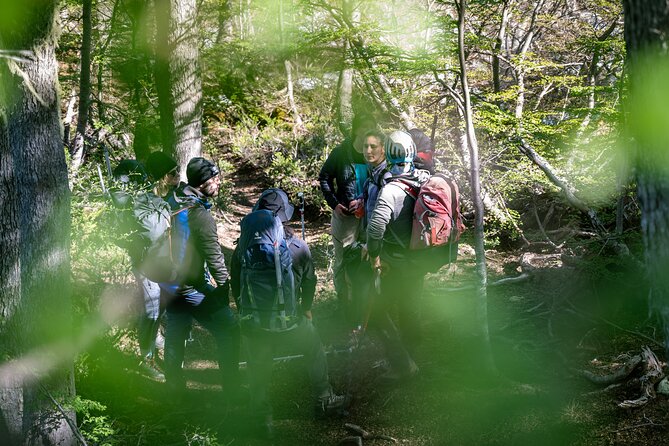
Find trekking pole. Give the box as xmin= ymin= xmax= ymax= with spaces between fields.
xmin=97 ymin=164 xmax=108 ymax=196
xmin=103 ymin=144 xmax=113 ymax=177
xmin=298 ymin=191 xmax=306 ymax=240
xmin=357 ymin=267 xmax=381 ymax=342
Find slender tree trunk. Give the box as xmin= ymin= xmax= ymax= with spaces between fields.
xmin=336 ymin=53 xmax=354 ymax=136
xmin=70 ymin=0 xmax=93 ymax=179
xmin=216 ymin=0 xmax=233 ymax=44
xmin=279 ymin=0 xmax=303 ymax=132
xmin=0 ymin=3 xmax=76 ymax=444
xmin=154 ymin=0 xmax=203 ymax=176
xmin=492 ymin=0 xmax=509 ymax=93
xmin=578 ymin=19 xmax=618 ymax=137
xmin=323 ymin=2 xmax=415 ymax=129
xmin=95 ymin=0 xmax=121 ymax=127
xmin=456 ymin=0 xmax=495 ymax=373
xmin=623 ymin=0 xmax=669 ymax=354
xmin=335 ymin=1 xmax=355 ymax=136
xmin=62 ymin=89 xmax=77 ymax=149
xmin=284 ymin=60 xmax=303 ymax=130
xmin=129 ymin=0 xmax=153 ymax=162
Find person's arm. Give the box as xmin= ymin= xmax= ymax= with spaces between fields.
xmin=191 ymin=207 xmax=229 ymax=287
xmin=318 ymin=148 xmax=341 ymax=210
xmin=366 ymin=186 xmax=395 ymax=258
xmin=229 ymin=245 xmax=241 ymax=306
xmin=298 ymin=244 xmax=317 ymax=315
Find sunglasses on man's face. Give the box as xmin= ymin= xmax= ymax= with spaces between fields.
xmin=167 ymin=167 xmax=180 ymax=177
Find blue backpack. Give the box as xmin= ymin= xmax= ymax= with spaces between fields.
xmin=238 ymin=209 xmax=297 ymax=331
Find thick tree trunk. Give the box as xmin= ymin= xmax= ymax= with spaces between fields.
xmin=154 ymin=0 xmax=203 ymax=177
xmin=623 ymin=0 xmax=669 ymax=354
xmin=0 ymin=3 xmax=76 ymax=445
xmin=457 ymin=0 xmax=495 ymax=373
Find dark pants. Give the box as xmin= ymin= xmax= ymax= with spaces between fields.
xmin=164 ymin=285 xmax=240 ymax=392
xmin=373 ymin=262 xmax=424 ymax=374
xmin=350 ymin=259 xmax=373 ymax=329
xmin=243 ymin=319 xmax=332 ymax=419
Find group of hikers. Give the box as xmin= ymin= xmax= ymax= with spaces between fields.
xmin=109 ymin=113 xmax=462 ymax=441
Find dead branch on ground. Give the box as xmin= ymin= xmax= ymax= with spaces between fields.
xmin=618 ymin=346 xmax=665 ymax=408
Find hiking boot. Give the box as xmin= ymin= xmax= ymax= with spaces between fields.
xmin=139 ymin=360 xmax=165 ymax=382
xmin=314 ymin=393 xmax=351 ymax=419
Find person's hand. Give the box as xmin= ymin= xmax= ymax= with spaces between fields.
xmin=371 ymin=255 xmax=382 ymax=271
xmin=349 ymin=199 xmax=364 ymax=218
xmin=334 ymin=203 xmax=349 ymax=217
xmin=303 ymin=310 xmax=313 ymax=320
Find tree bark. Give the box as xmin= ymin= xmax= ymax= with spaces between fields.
xmin=335 ymin=1 xmax=355 ymax=136
xmin=492 ymin=1 xmax=509 ymax=93
xmin=623 ymin=0 xmax=669 ymax=354
xmin=456 ymin=0 xmax=495 ymax=373
xmin=0 ymin=3 xmax=76 ymax=444
xmin=154 ymin=0 xmax=203 ymax=177
xmin=279 ymin=0 xmax=303 ymax=132
xmin=95 ymin=0 xmax=121 ymax=126
xmin=128 ymin=0 xmax=154 ymax=163
xmin=216 ymin=0 xmax=233 ymax=44
xmin=70 ymin=0 xmax=93 ymax=179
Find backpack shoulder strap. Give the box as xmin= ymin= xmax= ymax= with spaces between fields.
xmin=387 ymin=178 xmax=418 ymax=200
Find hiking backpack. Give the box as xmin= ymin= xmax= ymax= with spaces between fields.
xmin=237 ymin=209 xmax=297 ymax=331
xmin=395 ymin=173 xmax=465 ymax=273
xmin=409 ymin=128 xmax=435 ymax=174
xmin=111 ymin=189 xmax=189 ymax=283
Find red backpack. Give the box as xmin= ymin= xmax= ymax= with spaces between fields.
xmin=396 ymin=173 xmax=465 ymax=272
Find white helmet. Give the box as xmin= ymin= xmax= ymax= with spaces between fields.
xmin=384 ymin=130 xmax=416 ymax=165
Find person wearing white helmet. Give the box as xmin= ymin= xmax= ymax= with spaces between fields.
xmin=364 ymin=130 xmax=431 ymax=381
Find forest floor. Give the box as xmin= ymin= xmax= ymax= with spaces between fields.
xmin=77 ymin=160 xmax=669 ymax=445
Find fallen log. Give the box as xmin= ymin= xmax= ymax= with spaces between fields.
xmin=575 ymin=355 xmax=642 ymax=386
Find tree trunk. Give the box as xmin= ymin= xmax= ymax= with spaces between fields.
xmin=154 ymin=0 xmax=203 ymax=177
xmin=322 ymin=2 xmax=415 ymax=129
xmin=216 ymin=0 xmax=233 ymax=44
xmin=0 ymin=3 xmax=76 ymax=445
xmin=623 ymin=0 xmax=669 ymax=354
xmin=95 ymin=0 xmax=121 ymax=126
xmin=335 ymin=1 xmax=355 ymax=136
xmin=70 ymin=0 xmax=93 ymax=180
xmin=62 ymin=89 xmax=77 ymax=150
xmin=129 ymin=0 xmax=154 ymax=163
xmin=336 ymin=56 xmax=354 ymax=136
xmin=492 ymin=1 xmax=509 ymax=93
xmin=456 ymin=0 xmax=495 ymax=373
xmin=279 ymin=0 xmax=303 ymax=132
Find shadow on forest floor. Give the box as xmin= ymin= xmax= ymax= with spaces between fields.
xmin=76 ymin=249 xmax=669 ymax=445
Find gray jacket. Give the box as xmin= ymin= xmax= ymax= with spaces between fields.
xmin=366 ymin=170 xmax=430 ymax=264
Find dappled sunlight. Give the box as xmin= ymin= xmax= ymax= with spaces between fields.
xmin=0 ymin=283 xmax=136 ymax=389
